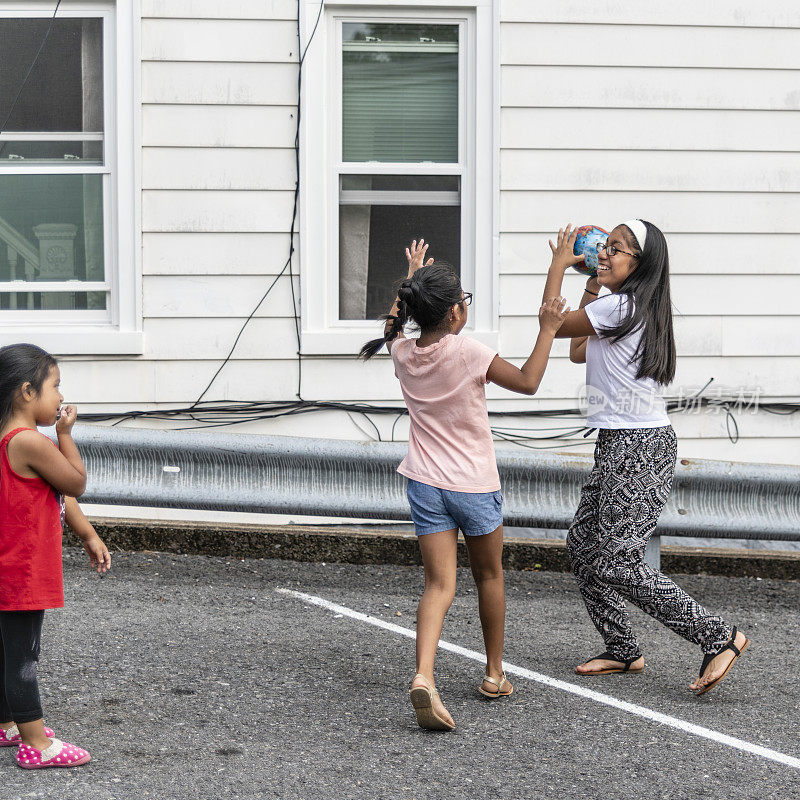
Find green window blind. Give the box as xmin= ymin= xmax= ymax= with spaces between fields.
xmin=342 ymin=24 xmax=458 ymax=163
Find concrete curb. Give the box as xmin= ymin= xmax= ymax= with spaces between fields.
xmin=70 ymin=517 xmax=800 ymax=580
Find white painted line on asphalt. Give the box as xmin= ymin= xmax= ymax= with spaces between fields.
xmin=277 ymin=587 xmax=800 ymax=771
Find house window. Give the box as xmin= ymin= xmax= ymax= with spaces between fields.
xmin=0 ymin=15 xmax=109 ymax=316
xmin=300 ymin=1 xmax=496 ymax=356
xmin=337 ymin=22 xmax=464 ymax=321
xmin=0 ymin=2 xmax=140 ymax=355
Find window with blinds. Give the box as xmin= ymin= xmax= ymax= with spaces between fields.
xmin=338 ymin=22 xmax=462 ymax=321
xmin=0 ymin=16 xmax=108 ymax=315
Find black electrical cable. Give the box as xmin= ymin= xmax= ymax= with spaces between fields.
xmin=301 ymin=0 xmax=325 ymax=63
xmin=390 ymin=412 xmax=404 ymax=442
xmin=347 ymin=411 xmax=382 ymax=442
xmin=191 ymin=263 xmax=291 ymax=407
xmin=286 ymin=0 xmax=324 ymax=400
xmin=0 ymin=0 xmax=62 ymax=159
xmin=190 ymin=0 xmax=324 ymax=407
xmin=78 ymin=388 xmax=800 ymax=448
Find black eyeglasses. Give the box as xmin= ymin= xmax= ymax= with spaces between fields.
xmin=596 ymin=242 xmax=637 ymax=258
xmin=460 ymin=292 xmax=473 ymax=306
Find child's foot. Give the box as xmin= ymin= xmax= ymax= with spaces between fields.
xmin=17 ymin=739 xmax=91 ymax=769
xmin=409 ymin=674 xmax=455 ymax=731
xmin=0 ymin=724 xmax=55 ymax=747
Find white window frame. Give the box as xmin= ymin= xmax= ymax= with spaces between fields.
xmin=300 ymin=0 xmax=498 ymax=356
xmin=0 ymin=0 xmax=142 ymax=355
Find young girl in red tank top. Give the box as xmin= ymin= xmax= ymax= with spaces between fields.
xmin=0 ymin=343 xmax=110 ymax=769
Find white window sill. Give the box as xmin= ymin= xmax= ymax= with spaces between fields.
xmin=301 ymin=328 xmax=499 ymax=356
xmin=0 ymin=328 xmax=144 ymax=355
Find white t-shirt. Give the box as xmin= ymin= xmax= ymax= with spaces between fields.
xmin=583 ymin=293 xmax=670 ymax=429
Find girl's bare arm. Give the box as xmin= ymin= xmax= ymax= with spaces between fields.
xmin=486 ymin=297 xmax=568 ymax=395
xmin=65 ymin=497 xmax=111 ymax=573
xmin=570 ymin=276 xmax=601 ymax=362
xmin=570 ymin=338 xmax=588 ymax=364
xmin=10 ymin=431 xmax=86 ymax=496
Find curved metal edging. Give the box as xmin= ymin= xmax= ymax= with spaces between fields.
xmin=69 ymin=425 xmax=800 ymax=542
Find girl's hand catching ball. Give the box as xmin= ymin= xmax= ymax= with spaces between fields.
xmin=539 ymin=296 xmax=570 ymax=335
xmin=548 ymin=224 xmax=585 ymax=272
xmin=405 ymin=239 xmax=434 ymax=277
xmin=83 ymin=534 xmax=111 ymax=574
xmin=56 ymin=404 xmax=77 ymax=434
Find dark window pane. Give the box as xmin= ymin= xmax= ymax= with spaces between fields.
xmin=0 ymin=174 xmax=104 ymax=283
xmin=339 ymin=204 xmax=460 ymax=320
xmin=341 ymin=174 xmax=459 ymax=192
xmin=0 ymin=140 xmax=102 ymax=163
xmin=0 ymin=291 xmax=106 ymax=311
xmin=0 ymin=18 xmax=103 ymax=132
xmin=343 ymin=23 xmax=458 ymax=44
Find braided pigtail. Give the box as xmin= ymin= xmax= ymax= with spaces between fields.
xmin=358 ymin=289 xmax=411 ymax=360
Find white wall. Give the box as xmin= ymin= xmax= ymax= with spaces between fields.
xmin=59 ymin=0 xmax=303 ymax=409
xmin=60 ymin=0 xmax=800 ymax=467
xmin=494 ymin=0 xmax=800 ymax=464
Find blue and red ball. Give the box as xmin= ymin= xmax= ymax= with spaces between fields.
xmin=572 ymin=225 xmax=609 ymax=276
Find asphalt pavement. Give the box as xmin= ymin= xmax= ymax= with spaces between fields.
xmin=1 ymin=547 xmax=799 ymax=800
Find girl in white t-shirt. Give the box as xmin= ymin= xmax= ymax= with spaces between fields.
xmin=543 ymin=221 xmax=749 ymax=696
xmin=361 ymin=240 xmax=568 ymax=731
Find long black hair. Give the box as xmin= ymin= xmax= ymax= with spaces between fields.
xmin=0 ymin=344 xmax=58 ymax=428
xmin=359 ymin=263 xmax=463 ymax=360
xmin=598 ymin=220 xmax=676 ymax=385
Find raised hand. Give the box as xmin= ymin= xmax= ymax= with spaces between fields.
xmin=539 ymin=296 xmax=570 ymax=336
xmin=405 ymin=239 xmax=434 ymax=276
xmin=56 ymin=404 xmax=77 ymax=434
xmin=548 ymin=224 xmax=585 ymax=271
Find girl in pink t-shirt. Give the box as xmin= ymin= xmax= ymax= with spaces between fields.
xmin=360 ymin=240 xmax=568 ymax=732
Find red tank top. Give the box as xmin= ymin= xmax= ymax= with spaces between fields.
xmin=0 ymin=428 xmax=64 ymax=610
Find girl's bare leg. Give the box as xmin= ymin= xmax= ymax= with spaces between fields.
xmin=465 ymin=525 xmax=512 ymax=695
xmin=412 ymin=528 xmax=458 ymax=727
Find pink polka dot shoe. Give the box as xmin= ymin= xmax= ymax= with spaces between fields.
xmin=16 ymin=738 xmax=90 ymax=769
xmin=0 ymin=724 xmax=55 ymax=747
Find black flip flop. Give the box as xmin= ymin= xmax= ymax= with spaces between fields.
xmin=694 ymin=626 xmax=750 ymax=695
xmin=575 ymin=651 xmax=643 ymax=675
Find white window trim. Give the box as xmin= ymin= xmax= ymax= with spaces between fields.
xmin=0 ymin=0 xmax=142 ymax=355
xmin=299 ymin=0 xmax=498 ymax=356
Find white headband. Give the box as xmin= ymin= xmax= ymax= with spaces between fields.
xmin=622 ymin=219 xmax=647 ymax=252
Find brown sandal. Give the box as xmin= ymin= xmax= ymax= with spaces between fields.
xmin=409 ymin=674 xmax=455 ymax=731
xmin=478 ymin=673 xmax=513 ymax=698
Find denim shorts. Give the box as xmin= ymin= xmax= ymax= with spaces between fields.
xmin=406 ymin=478 xmax=503 ymax=537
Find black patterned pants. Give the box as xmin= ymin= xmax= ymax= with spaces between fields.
xmin=567 ymin=426 xmax=732 ymax=661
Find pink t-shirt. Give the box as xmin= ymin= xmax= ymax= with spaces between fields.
xmin=391 ymin=334 xmax=500 ymax=493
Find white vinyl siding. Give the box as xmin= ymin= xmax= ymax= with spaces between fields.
xmin=137 ymin=9 xmax=300 ymax=406
xmin=43 ymin=6 xmax=301 ymax=403
xmin=34 ymin=0 xmax=800 ymax=468
xmin=495 ymin=2 xmax=800 ymax=464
